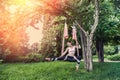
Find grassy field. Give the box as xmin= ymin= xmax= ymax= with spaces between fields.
xmin=0 ymin=61 xmax=120 ymax=80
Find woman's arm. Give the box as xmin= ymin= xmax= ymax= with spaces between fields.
xmin=74 ymin=45 xmax=81 ymax=56
xmin=59 ymin=48 xmax=69 ymax=57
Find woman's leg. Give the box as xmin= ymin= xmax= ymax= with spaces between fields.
xmin=45 ymin=58 xmax=51 ymax=61
xmin=73 ymin=56 xmax=80 ymax=64
xmin=73 ymin=56 xmax=80 ymax=71
xmin=57 ymin=56 xmax=66 ymax=60
xmin=45 ymin=56 xmax=65 ymax=61
xmin=45 ymin=57 xmax=57 ymax=61
xmin=64 ymin=55 xmax=68 ymax=60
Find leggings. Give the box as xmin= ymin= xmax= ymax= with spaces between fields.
xmin=51 ymin=56 xmax=81 ymax=64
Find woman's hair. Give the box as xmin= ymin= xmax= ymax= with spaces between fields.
xmin=67 ymin=41 xmax=75 ymax=45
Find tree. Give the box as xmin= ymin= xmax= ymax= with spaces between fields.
xmin=95 ymin=0 xmax=120 ymax=62
xmin=75 ymin=0 xmax=99 ymax=71
xmin=40 ymin=15 xmax=64 ymax=57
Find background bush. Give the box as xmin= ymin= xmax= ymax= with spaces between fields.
xmin=107 ymin=53 xmax=120 ymax=61
xmin=104 ymin=45 xmax=118 ymax=55
xmin=19 ymin=52 xmax=43 ymax=63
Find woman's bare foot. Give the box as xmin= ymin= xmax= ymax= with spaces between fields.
xmin=76 ymin=64 xmax=79 ymax=71
xmin=45 ymin=58 xmax=51 ymax=61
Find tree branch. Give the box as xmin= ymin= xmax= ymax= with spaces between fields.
xmin=75 ymin=20 xmax=87 ymax=36
xmin=42 ymin=0 xmax=71 ymax=18
xmin=90 ymin=0 xmax=99 ymax=36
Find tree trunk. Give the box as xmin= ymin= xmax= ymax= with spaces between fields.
xmin=86 ymin=34 xmax=93 ymax=71
xmin=80 ymin=31 xmax=93 ymax=71
xmin=80 ymin=31 xmax=87 ymax=69
xmin=96 ymin=38 xmax=104 ymax=62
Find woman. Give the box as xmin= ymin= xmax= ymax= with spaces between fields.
xmin=45 ymin=41 xmax=81 ymax=70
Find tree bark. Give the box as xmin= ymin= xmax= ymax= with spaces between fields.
xmin=86 ymin=34 xmax=93 ymax=71
xmin=80 ymin=32 xmax=93 ymax=71
xmin=80 ymin=31 xmax=87 ymax=69
xmin=96 ymin=38 xmax=104 ymax=62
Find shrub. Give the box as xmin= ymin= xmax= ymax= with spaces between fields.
xmin=4 ymin=54 xmax=19 ymax=62
xmin=107 ymin=53 xmax=120 ymax=61
xmin=0 ymin=59 xmax=3 ymax=63
xmin=19 ymin=52 xmax=44 ymax=63
xmin=2 ymin=52 xmax=44 ymax=63
xmin=27 ymin=52 xmax=43 ymax=62
xmin=104 ymin=45 xmax=116 ymax=55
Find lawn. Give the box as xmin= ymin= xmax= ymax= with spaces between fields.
xmin=0 ymin=61 xmax=120 ymax=80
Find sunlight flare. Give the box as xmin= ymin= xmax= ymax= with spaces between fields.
xmin=26 ymin=19 xmax=44 ymax=46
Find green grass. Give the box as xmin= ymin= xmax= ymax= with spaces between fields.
xmin=0 ymin=61 xmax=120 ymax=80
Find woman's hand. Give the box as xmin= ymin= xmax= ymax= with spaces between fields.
xmin=59 ymin=55 xmax=63 ymax=58
xmin=60 ymin=48 xmax=68 ymax=57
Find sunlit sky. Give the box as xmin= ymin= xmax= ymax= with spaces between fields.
xmin=26 ymin=20 xmax=44 ymax=46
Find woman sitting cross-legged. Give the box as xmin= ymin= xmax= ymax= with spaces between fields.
xmin=45 ymin=41 xmax=81 ymax=70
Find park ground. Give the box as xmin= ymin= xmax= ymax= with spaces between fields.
xmin=0 ymin=60 xmax=120 ymax=80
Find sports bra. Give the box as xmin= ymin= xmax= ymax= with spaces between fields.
xmin=68 ymin=46 xmax=76 ymax=54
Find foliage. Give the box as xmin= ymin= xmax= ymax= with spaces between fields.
xmin=0 ymin=62 xmax=120 ymax=80
xmin=0 ymin=0 xmax=33 ymax=60
xmin=107 ymin=53 xmax=120 ymax=61
xmin=40 ymin=16 xmax=64 ymax=57
xmin=104 ymin=45 xmax=117 ymax=55
xmin=0 ymin=0 xmax=49 ymax=61
xmin=29 ymin=52 xmax=43 ymax=61
xmin=1 ymin=52 xmax=43 ymax=63
xmin=23 ymin=52 xmax=43 ymax=62
xmin=95 ymin=0 xmax=120 ymax=44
